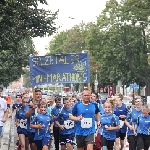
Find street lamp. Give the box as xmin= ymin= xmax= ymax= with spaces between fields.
xmin=82 ymin=50 xmax=91 ymax=91
xmin=94 ymin=70 xmax=98 ymax=93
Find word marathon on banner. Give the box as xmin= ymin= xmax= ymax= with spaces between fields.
xmin=29 ymin=53 xmax=90 ymax=87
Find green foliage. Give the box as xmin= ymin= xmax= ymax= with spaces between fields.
xmin=47 ymin=22 xmax=99 ymax=85
xmin=87 ymin=0 xmax=150 ymax=87
xmin=0 ymin=0 xmax=58 ymax=86
xmin=0 ymin=37 xmax=35 ymax=86
xmin=47 ymin=0 xmax=150 ymax=93
xmin=0 ymin=0 xmax=57 ymax=51
xmin=23 ymin=68 xmax=32 ymax=88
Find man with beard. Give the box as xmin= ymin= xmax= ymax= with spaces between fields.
xmin=25 ymin=89 xmax=42 ymax=150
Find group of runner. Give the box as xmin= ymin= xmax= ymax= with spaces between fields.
xmin=6 ymin=89 xmax=150 ymax=150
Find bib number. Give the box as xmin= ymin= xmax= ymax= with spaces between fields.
xmin=119 ymin=120 xmax=124 ymax=128
xmin=19 ymin=119 xmax=27 ymax=129
xmin=64 ymin=120 xmax=74 ymax=129
xmin=81 ymin=118 xmax=92 ymax=128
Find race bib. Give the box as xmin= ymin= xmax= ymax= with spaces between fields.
xmin=64 ymin=120 xmax=74 ymax=129
xmin=81 ymin=118 xmax=92 ymax=128
xmin=119 ymin=120 xmax=124 ymax=128
xmin=19 ymin=119 xmax=27 ymax=129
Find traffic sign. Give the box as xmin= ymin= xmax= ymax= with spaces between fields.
xmin=129 ymin=83 xmax=139 ymax=90
xmin=134 ymin=85 xmax=139 ymax=90
xmin=95 ymin=80 xmax=98 ymax=86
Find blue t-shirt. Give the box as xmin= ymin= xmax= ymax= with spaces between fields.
xmin=136 ymin=114 xmax=150 ymax=135
xmin=57 ymin=107 xmax=75 ymax=135
xmin=46 ymin=107 xmax=51 ymax=115
xmin=16 ymin=105 xmax=28 ymax=134
xmin=99 ymin=104 xmax=105 ymax=115
xmin=100 ymin=113 xmax=120 ymax=140
xmin=25 ymin=105 xmax=37 ymax=132
xmin=31 ymin=113 xmax=53 ymax=140
xmin=51 ymin=104 xmax=63 ymax=127
xmin=126 ymin=108 xmax=142 ymax=135
xmin=71 ymin=101 xmax=99 ymax=136
xmin=114 ymin=103 xmax=127 ymax=133
xmin=12 ymin=103 xmax=22 ymax=110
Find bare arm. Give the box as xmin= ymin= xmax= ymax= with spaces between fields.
xmin=106 ymin=125 xmax=120 ymax=130
xmin=25 ymin=108 xmax=34 ymax=118
xmin=30 ymin=123 xmax=44 ymax=129
xmin=3 ymin=110 xmax=8 ymax=122
xmin=124 ymin=119 xmax=133 ymax=130
xmin=95 ymin=112 xmax=100 ymax=124
xmin=69 ymin=114 xmax=82 ymax=121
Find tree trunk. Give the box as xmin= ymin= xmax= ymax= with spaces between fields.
xmin=145 ymin=82 xmax=150 ymax=104
xmin=123 ymin=85 xmax=125 ymax=95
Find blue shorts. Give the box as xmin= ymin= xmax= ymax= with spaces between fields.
xmin=35 ymin=137 xmax=50 ymax=149
xmin=59 ymin=133 xmax=75 ymax=145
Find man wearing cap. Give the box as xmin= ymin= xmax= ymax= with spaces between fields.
xmin=0 ymin=87 xmax=8 ymax=136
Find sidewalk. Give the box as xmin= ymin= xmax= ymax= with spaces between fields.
xmin=0 ymin=117 xmax=12 ymax=150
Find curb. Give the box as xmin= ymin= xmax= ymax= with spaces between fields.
xmin=9 ymin=115 xmax=16 ymax=150
xmin=0 ymin=117 xmax=12 ymax=150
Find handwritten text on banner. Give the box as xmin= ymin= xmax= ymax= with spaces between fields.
xmin=29 ymin=53 xmax=90 ymax=87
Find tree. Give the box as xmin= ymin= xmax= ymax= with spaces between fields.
xmin=0 ymin=0 xmax=58 ymax=86
xmin=48 ymin=22 xmax=92 ymax=54
xmin=23 ymin=68 xmax=31 ymax=88
xmin=0 ymin=37 xmax=36 ymax=86
xmin=86 ymin=0 xmax=150 ymax=99
xmin=47 ymin=22 xmax=100 ymax=87
xmin=0 ymin=0 xmax=57 ymax=51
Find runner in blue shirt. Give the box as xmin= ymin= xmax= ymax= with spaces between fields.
xmin=135 ymin=105 xmax=150 ymax=150
xmin=124 ymin=96 xmax=142 ymax=150
xmin=30 ymin=101 xmax=53 ymax=150
xmin=25 ymin=89 xmax=42 ymax=150
xmin=16 ymin=97 xmax=29 ymax=150
xmin=113 ymin=93 xmax=127 ymax=150
xmin=55 ymin=97 xmax=75 ymax=150
xmin=51 ymin=96 xmax=63 ymax=150
xmin=69 ymin=90 xmax=100 ymax=150
xmin=100 ymin=101 xmax=120 ymax=150
xmin=11 ymin=94 xmax=22 ymax=115
xmin=91 ymin=92 xmax=101 ymax=150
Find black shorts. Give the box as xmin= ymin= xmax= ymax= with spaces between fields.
xmin=59 ymin=133 xmax=75 ymax=145
xmin=116 ymin=132 xmax=126 ymax=140
xmin=27 ymin=132 xmax=35 ymax=144
xmin=7 ymin=104 xmax=10 ymax=108
xmin=101 ymin=136 xmax=114 ymax=150
xmin=137 ymin=134 xmax=150 ymax=150
xmin=17 ymin=131 xmax=28 ymax=137
xmin=76 ymin=134 xmax=94 ymax=148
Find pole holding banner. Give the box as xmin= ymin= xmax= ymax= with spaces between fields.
xmin=88 ymin=83 xmax=91 ymax=91
xmin=32 ymin=88 xmax=35 ymax=102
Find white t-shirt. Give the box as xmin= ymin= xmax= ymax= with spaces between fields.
xmin=0 ymin=97 xmax=7 ymax=126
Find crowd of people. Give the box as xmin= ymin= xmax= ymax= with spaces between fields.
xmin=0 ymin=87 xmax=150 ymax=150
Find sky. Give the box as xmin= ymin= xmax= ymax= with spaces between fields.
xmin=33 ymin=0 xmax=112 ymax=55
